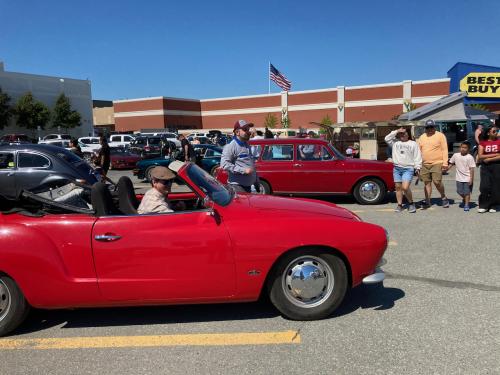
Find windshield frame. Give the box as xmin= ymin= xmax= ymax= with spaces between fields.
xmin=185 ymin=163 xmax=234 ymax=206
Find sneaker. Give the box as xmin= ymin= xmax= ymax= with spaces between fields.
xmin=419 ymin=201 xmax=430 ymax=210
xmin=442 ymin=198 xmax=450 ymax=208
xmin=478 ymin=208 xmax=487 ymax=213
xmin=394 ymin=205 xmax=404 ymax=213
xmin=464 ymin=205 xmax=470 ymax=212
xmin=489 ymin=208 xmax=497 ymax=213
xmin=459 ymin=201 xmax=464 ymax=208
xmin=408 ymin=203 xmax=416 ymax=213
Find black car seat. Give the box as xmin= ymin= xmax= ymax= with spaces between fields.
xmin=116 ymin=176 xmax=139 ymax=214
xmin=91 ymin=182 xmax=119 ymax=216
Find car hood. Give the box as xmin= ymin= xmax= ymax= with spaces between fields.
xmin=244 ymin=194 xmax=358 ymax=220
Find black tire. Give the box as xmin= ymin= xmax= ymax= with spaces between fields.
xmin=268 ymin=250 xmax=347 ymax=320
xmin=259 ymin=180 xmax=271 ymax=194
xmin=0 ymin=275 xmax=30 ymax=337
xmin=353 ymin=178 xmax=386 ymax=205
xmin=145 ymin=166 xmax=156 ymax=182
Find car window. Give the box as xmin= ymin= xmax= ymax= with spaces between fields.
xmin=297 ymin=144 xmax=333 ymax=161
xmin=251 ymin=145 xmax=262 ymax=159
xmin=262 ymin=145 xmax=294 ymax=161
xmin=110 ymin=136 xmax=119 ymax=142
xmin=149 ymin=138 xmax=161 ymax=145
xmin=45 ymin=135 xmax=57 ymax=140
xmin=124 ymin=136 xmax=133 ymax=141
xmin=80 ymin=138 xmax=90 ymax=144
xmin=18 ymin=153 xmax=51 ymax=168
xmin=61 ymin=135 xmax=71 ymax=140
xmin=0 ymin=153 xmax=15 ymax=169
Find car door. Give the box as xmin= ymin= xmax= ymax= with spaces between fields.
xmin=16 ymin=151 xmax=53 ymax=195
xmin=258 ymin=144 xmax=296 ymax=192
xmin=91 ymin=210 xmax=236 ymax=301
xmin=294 ymin=144 xmax=346 ymax=193
xmin=0 ymin=151 xmax=17 ymax=198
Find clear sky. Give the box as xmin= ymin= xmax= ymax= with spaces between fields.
xmin=2 ymin=0 xmax=499 ymax=100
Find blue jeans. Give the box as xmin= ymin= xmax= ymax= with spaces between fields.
xmin=393 ymin=166 xmax=414 ymax=183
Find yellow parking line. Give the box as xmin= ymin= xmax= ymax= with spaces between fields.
xmin=0 ymin=331 xmax=300 ymax=350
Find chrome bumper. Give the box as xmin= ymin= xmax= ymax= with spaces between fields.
xmin=362 ymin=258 xmax=386 ymax=285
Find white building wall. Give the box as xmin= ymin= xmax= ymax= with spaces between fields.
xmin=0 ymin=65 xmax=94 ymax=139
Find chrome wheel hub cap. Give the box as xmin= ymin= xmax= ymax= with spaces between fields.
xmin=282 ymin=256 xmax=334 ymax=308
xmin=360 ymin=181 xmax=380 ymax=202
xmin=0 ymin=280 xmax=11 ymax=322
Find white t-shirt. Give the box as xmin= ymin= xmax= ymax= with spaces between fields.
xmin=449 ymin=153 xmax=476 ymax=182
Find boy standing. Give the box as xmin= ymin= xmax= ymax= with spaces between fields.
xmin=448 ymin=142 xmax=476 ymax=211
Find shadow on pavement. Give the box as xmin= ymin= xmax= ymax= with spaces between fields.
xmin=14 ymin=284 xmax=404 ymax=336
xmin=332 ymin=283 xmax=405 ymax=318
xmin=14 ymin=300 xmax=279 ymax=336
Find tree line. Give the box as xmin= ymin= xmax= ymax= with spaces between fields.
xmin=0 ymin=87 xmax=81 ymax=135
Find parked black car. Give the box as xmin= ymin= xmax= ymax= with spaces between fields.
xmin=129 ymin=136 xmax=163 ymax=159
xmin=0 ymin=144 xmax=99 ymax=200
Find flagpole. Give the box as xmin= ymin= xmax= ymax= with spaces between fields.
xmin=268 ymin=61 xmax=271 ymax=95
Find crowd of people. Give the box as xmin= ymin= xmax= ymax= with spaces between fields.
xmin=385 ymin=119 xmax=499 ymax=213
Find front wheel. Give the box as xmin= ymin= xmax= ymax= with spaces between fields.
xmin=353 ymin=178 xmax=386 ymax=205
xmin=259 ymin=180 xmax=271 ymax=194
xmin=268 ymin=251 xmax=347 ymax=320
xmin=0 ymin=275 xmax=30 ymax=337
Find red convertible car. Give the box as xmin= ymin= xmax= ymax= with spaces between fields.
xmin=0 ymin=161 xmax=387 ymax=336
xmin=216 ymin=138 xmax=395 ymax=204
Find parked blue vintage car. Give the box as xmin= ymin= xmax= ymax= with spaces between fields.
xmin=133 ymin=144 xmax=222 ymax=181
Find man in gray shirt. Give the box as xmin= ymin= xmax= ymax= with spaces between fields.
xmin=221 ymin=120 xmax=259 ymax=193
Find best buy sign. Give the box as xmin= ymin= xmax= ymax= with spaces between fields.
xmin=460 ymin=72 xmax=500 ymax=97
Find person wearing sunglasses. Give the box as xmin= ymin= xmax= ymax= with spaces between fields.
xmin=477 ymin=126 xmax=500 ymax=213
xmin=137 ymin=166 xmax=176 ymax=214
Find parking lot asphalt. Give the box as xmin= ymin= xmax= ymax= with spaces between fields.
xmin=1 ymin=169 xmax=499 ymax=375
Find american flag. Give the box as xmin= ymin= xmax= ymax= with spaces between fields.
xmin=269 ymin=64 xmax=291 ymax=91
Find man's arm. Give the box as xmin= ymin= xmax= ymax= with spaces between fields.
xmin=469 ymin=166 xmax=474 ymax=185
xmin=441 ymin=133 xmax=449 ymax=167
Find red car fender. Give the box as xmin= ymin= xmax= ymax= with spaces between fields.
xmin=0 ymin=215 xmax=101 ymax=308
xmin=214 ymin=198 xmax=387 ymax=299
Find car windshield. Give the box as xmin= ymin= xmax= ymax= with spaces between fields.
xmin=186 ymin=164 xmax=233 ymax=206
xmin=149 ymin=138 xmax=161 ymax=145
xmin=327 ymin=144 xmax=345 ymax=159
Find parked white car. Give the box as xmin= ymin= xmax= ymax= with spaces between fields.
xmin=108 ymin=134 xmax=135 ymax=148
xmin=38 ymin=134 xmax=72 ymax=144
xmin=39 ymin=139 xmax=72 ymax=149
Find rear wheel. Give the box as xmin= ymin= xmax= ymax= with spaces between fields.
xmin=268 ymin=250 xmax=347 ymax=320
xmin=259 ymin=180 xmax=271 ymax=194
xmin=353 ymin=178 xmax=386 ymax=205
xmin=0 ymin=275 xmax=30 ymax=337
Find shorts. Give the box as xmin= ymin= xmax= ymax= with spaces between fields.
xmin=420 ymin=164 xmax=443 ymax=183
xmin=456 ymin=182 xmax=473 ymax=196
xmin=393 ymin=166 xmax=414 ymax=183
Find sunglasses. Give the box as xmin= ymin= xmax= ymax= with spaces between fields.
xmin=157 ymin=179 xmax=172 ymax=186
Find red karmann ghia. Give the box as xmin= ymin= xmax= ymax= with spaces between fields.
xmin=0 ymin=161 xmax=387 ymax=336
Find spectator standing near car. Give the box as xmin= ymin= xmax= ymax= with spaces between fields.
xmin=69 ymin=138 xmax=83 ymax=158
xmin=221 ymin=120 xmax=259 ymax=193
xmin=137 ymin=166 xmax=176 ymax=214
xmin=97 ymin=136 xmax=110 ymax=178
xmin=178 ymin=134 xmax=196 ymax=162
xmin=447 ymin=142 xmax=476 ymax=212
xmin=385 ymin=127 xmax=422 ymax=213
xmin=477 ymin=126 xmax=500 ymax=213
xmin=417 ymin=120 xmax=449 ymax=209
xmin=160 ymin=138 xmax=171 ymax=159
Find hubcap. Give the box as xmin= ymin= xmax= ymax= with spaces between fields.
xmin=282 ymin=256 xmax=334 ymax=308
xmin=0 ymin=280 xmax=12 ymax=323
xmin=359 ymin=181 xmax=381 ymax=202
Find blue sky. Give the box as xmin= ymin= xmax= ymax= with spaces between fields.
xmin=1 ymin=0 xmax=499 ymax=100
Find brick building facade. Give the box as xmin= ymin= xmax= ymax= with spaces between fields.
xmin=113 ymin=78 xmax=452 ymax=132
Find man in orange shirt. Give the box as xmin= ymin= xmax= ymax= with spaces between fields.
xmin=417 ymin=120 xmax=450 ymax=209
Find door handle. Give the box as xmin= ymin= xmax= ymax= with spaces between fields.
xmin=94 ymin=234 xmax=122 ymax=242
xmin=293 ymin=163 xmax=302 ymax=167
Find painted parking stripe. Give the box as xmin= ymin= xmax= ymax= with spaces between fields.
xmin=0 ymin=330 xmax=300 ymax=350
